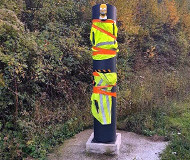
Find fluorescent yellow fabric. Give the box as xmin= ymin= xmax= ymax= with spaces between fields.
xmin=90 ymin=21 xmax=118 ymax=60
xmin=91 ymin=72 xmax=117 ymax=125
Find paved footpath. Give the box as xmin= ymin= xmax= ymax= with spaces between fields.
xmin=48 ymin=129 xmax=168 ymax=160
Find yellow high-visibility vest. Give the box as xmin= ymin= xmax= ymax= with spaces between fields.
xmin=91 ymin=72 xmax=117 ymax=125
xmin=90 ymin=19 xmax=118 ymax=60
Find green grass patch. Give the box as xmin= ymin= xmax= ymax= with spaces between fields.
xmin=161 ymin=103 xmax=190 ymax=160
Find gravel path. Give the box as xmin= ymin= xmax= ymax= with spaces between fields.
xmin=48 ymin=129 xmax=168 ymax=160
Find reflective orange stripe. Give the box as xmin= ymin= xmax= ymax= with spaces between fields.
xmin=93 ymin=72 xmax=100 ymax=76
xmin=92 ymin=19 xmax=115 ymax=23
xmin=92 ymin=46 xmax=116 ymax=56
xmin=92 ymin=24 xmax=117 ymax=40
xmin=93 ymin=86 xmax=116 ymax=97
xmin=95 ymin=84 xmax=116 ymax=89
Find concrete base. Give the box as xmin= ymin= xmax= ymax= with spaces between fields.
xmin=86 ymin=132 xmax=121 ymax=155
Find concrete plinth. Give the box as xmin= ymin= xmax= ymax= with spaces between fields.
xmin=86 ymin=132 xmax=121 ymax=155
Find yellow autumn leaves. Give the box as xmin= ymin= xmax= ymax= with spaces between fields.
xmin=107 ymin=0 xmax=189 ymax=35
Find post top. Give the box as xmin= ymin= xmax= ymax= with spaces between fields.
xmin=92 ymin=4 xmax=117 ymax=21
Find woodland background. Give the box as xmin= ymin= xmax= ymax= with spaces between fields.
xmin=0 ymin=0 xmax=190 ymax=159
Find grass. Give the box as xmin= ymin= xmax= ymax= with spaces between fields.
xmin=161 ymin=102 xmax=190 ymax=160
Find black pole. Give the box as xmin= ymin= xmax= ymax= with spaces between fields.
xmin=92 ymin=4 xmax=117 ymax=143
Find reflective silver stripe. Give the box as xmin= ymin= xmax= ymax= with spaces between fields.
xmin=106 ymin=95 xmax=111 ymax=118
xmin=101 ymin=87 xmax=111 ymax=124
xmin=97 ymin=79 xmax=103 ymax=86
xmin=98 ymin=79 xmax=107 ymax=124
xmin=96 ymin=41 xmax=115 ymax=47
xmin=103 ymin=86 xmax=111 ymax=121
xmin=100 ymin=93 xmax=107 ymax=124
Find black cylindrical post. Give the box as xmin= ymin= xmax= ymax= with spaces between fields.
xmin=92 ymin=4 xmax=117 ymax=143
